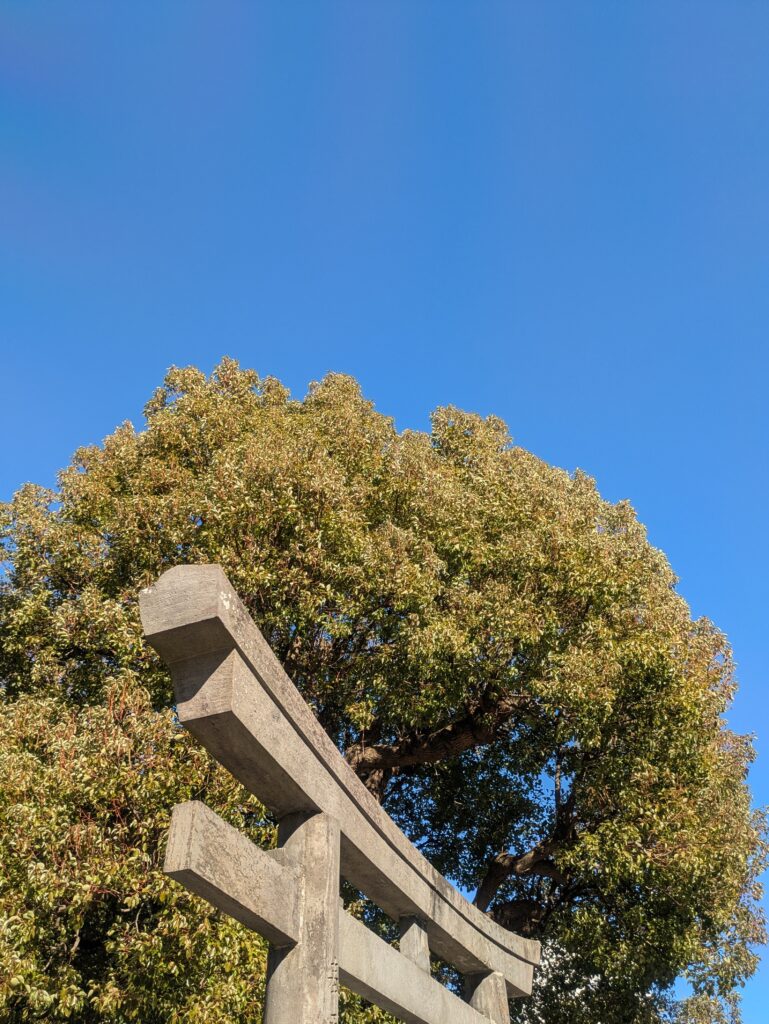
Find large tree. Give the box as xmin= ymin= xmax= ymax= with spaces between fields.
xmin=0 ymin=360 xmax=764 ymax=1023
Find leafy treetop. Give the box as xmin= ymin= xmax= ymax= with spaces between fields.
xmin=0 ymin=359 xmax=764 ymax=1024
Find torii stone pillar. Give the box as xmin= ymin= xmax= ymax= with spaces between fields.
xmin=264 ymin=812 xmax=340 ymax=1024
xmin=142 ymin=565 xmax=540 ymax=1024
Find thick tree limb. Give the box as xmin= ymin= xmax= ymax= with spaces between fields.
xmin=490 ymin=898 xmax=546 ymax=937
xmin=473 ymin=777 xmax=580 ymax=913
xmin=344 ymin=691 xmax=530 ymax=775
xmin=360 ymin=766 xmax=392 ymax=802
xmin=473 ymin=840 xmax=565 ymax=912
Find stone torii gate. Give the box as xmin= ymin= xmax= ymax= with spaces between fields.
xmin=140 ymin=565 xmax=540 ymax=1024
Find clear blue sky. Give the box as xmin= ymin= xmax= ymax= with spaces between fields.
xmin=2 ymin=2 xmax=767 ymax=1016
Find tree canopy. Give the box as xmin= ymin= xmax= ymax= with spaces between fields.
xmin=0 ymin=359 xmax=764 ymax=1023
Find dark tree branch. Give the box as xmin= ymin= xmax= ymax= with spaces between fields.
xmin=344 ymin=691 xmax=532 ymax=775
xmin=489 ymin=898 xmax=546 ymax=937
xmin=473 ymin=771 xmax=581 ymax=915
xmin=359 ymin=766 xmax=393 ymax=802
xmin=473 ymin=839 xmax=565 ymax=912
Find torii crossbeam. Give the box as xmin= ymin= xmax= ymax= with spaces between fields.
xmin=140 ymin=565 xmax=539 ymax=1024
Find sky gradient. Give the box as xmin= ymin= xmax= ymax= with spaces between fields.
xmin=2 ymin=2 xmax=768 ymax=1017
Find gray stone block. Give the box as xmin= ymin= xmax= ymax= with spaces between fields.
xmin=141 ymin=565 xmax=539 ymax=1019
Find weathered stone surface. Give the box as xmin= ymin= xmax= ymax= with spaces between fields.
xmin=145 ymin=565 xmax=542 ymax=1021
xmin=165 ymin=799 xmax=500 ymax=1024
xmin=465 ymin=971 xmax=511 ymax=1024
xmin=164 ymin=800 xmax=299 ymax=948
xmin=339 ymin=910 xmax=490 ymax=1024
xmin=399 ymin=916 xmax=431 ymax=974
xmin=264 ymin=813 xmax=341 ymax=1024
xmin=140 ymin=565 xmax=539 ymax=996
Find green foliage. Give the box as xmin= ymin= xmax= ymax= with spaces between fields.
xmin=0 ymin=685 xmax=270 ymax=1022
xmin=0 ymin=359 xmax=764 ymax=1022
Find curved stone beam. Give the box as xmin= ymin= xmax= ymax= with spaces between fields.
xmin=140 ymin=564 xmax=540 ymax=996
